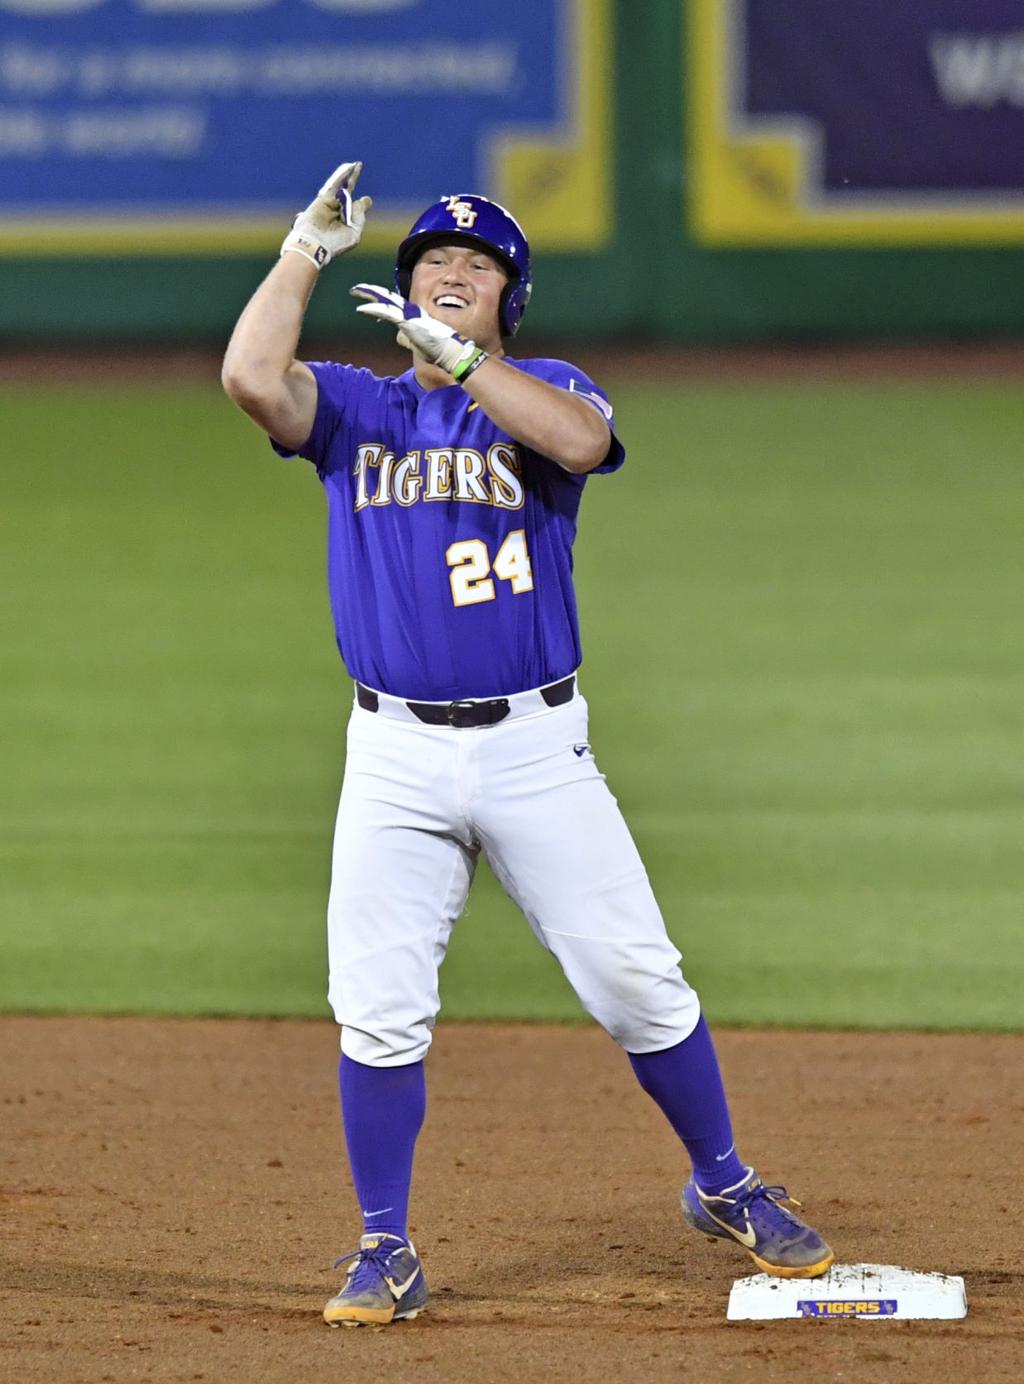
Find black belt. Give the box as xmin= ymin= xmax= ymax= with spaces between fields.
xmin=356 ymin=675 xmax=575 ymax=729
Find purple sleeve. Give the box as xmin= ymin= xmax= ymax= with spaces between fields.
xmin=511 ymin=357 xmax=626 ymax=474
xmin=269 ymin=362 xmax=375 ymax=475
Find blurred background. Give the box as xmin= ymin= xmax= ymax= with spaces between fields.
xmin=2 ymin=1 xmax=1022 ymax=1032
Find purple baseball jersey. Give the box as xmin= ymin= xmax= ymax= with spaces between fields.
xmin=273 ymin=357 xmax=625 ymax=700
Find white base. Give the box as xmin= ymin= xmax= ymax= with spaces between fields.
xmin=726 ymin=1263 xmax=967 ymax=1321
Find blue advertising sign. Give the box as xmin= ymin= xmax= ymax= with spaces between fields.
xmin=690 ymin=0 xmax=1024 ymax=244
xmin=0 ymin=0 xmax=611 ymax=254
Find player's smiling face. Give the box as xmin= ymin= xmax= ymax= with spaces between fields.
xmin=410 ymin=242 xmax=509 ymax=353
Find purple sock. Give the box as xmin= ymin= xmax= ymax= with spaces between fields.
xmin=628 ymin=1015 xmax=747 ymax=1194
xmin=339 ymin=1053 xmax=426 ymax=1241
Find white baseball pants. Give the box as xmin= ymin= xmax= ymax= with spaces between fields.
xmin=327 ymin=683 xmax=700 ymax=1066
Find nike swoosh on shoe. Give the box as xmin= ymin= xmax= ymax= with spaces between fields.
xmin=704 ymin=1206 xmax=758 ymax=1249
xmin=385 ymin=1270 xmax=419 ymax=1300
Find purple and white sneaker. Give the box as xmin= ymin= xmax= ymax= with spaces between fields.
xmin=323 ymin=1232 xmax=428 ymax=1327
xmin=682 ymin=1167 xmax=835 ymax=1278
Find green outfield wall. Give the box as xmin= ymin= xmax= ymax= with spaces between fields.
xmin=1 ymin=2 xmax=1021 ymax=345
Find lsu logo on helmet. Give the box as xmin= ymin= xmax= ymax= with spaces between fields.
xmin=445 ymin=197 xmax=479 ymax=229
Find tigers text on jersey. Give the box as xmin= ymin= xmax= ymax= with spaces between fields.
xmin=273 ymin=358 xmax=625 ymax=700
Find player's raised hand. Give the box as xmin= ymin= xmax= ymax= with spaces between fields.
xmin=350 ymin=284 xmax=487 ymax=381
xmin=281 ymin=161 xmax=372 ymax=270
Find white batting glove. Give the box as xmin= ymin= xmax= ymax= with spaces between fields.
xmin=281 ymin=161 xmax=372 ymax=270
xmin=350 ymin=283 xmax=489 ymax=383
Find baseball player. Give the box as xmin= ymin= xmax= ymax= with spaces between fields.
xmin=221 ymin=162 xmax=834 ymax=1327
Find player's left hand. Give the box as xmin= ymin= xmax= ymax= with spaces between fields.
xmin=351 ymin=284 xmax=487 ymax=382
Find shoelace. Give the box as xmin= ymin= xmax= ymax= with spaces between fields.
xmin=729 ymin=1182 xmax=806 ymax=1232
xmin=735 ymin=1182 xmax=789 ymax=1206
xmin=332 ymin=1240 xmax=410 ymax=1294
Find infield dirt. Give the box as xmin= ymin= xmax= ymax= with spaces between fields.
xmin=5 ymin=340 xmax=1024 ymax=385
xmin=2 ymin=1018 xmax=1021 ymax=1383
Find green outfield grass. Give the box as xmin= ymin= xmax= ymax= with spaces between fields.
xmin=2 ymin=376 xmax=1021 ymax=1029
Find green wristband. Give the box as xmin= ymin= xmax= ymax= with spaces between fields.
xmin=452 ymin=347 xmax=488 ymax=384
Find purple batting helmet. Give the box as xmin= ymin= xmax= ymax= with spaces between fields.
xmin=394 ymin=195 xmax=532 ymax=337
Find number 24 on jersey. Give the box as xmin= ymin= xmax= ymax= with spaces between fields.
xmin=446 ymin=530 xmax=534 ymax=607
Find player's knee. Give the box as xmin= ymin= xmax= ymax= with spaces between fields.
xmin=591 ymin=972 xmax=701 ymax=1053
xmin=328 ymin=965 xmax=439 ymax=1066
xmin=605 ymin=1005 xmax=700 ymax=1053
xmin=338 ymin=1020 xmax=433 ymax=1067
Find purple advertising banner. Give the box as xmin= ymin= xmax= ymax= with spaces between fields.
xmin=745 ymin=0 xmax=1024 ymax=194
xmin=690 ymin=0 xmax=1024 ymax=244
